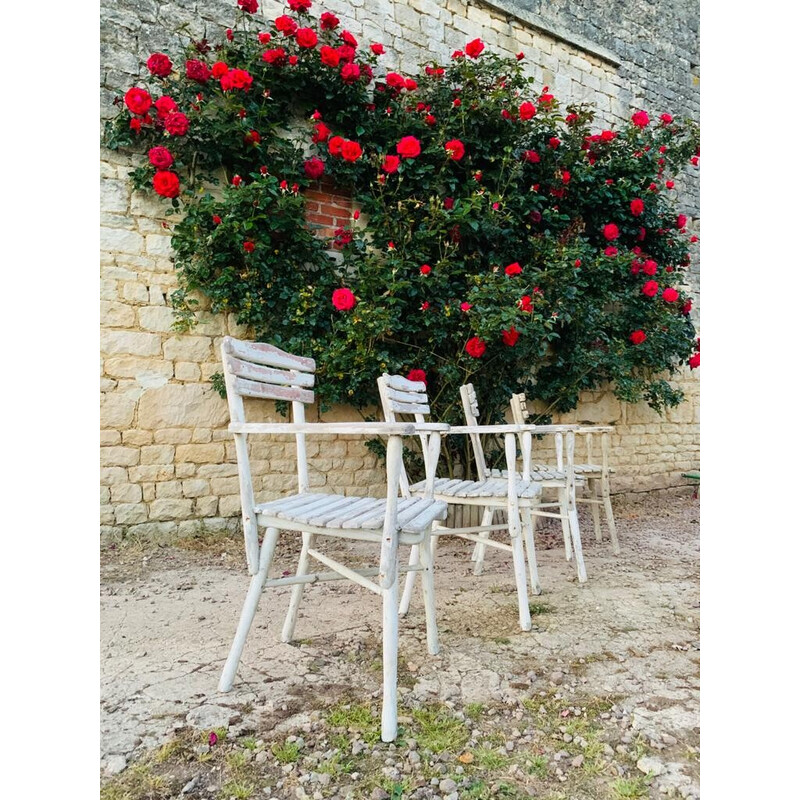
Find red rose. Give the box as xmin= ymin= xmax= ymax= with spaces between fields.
xmin=642 ymin=259 xmax=658 ymax=276
xmin=385 ymin=72 xmax=405 ymax=89
xmin=340 ymin=63 xmax=361 ymax=84
xmin=341 ymin=141 xmax=363 ymax=162
xmin=419 ymin=264 xmax=431 ymax=275
xmin=630 ymin=330 xmax=647 ymax=345
xmin=420 ymin=301 xmax=429 ymax=310
xmin=465 ymin=337 xmax=487 ymax=358
xmin=124 ymin=87 xmax=152 ymax=115
xmin=226 ymin=28 xmax=234 ymax=41
xmin=319 ymin=45 xmax=341 ymax=67
xmin=519 ymin=295 xmax=533 ymax=312
xmin=382 ymin=154 xmax=400 ymax=173
xmin=244 ymin=129 xmax=261 ymax=145
xmin=561 ymin=170 xmax=571 ymax=184
xmin=370 ymin=42 xmax=385 ymax=55
xmin=666 ymin=180 xmax=675 ymax=189
xmin=321 ymin=12 xmax=340 ymax=29
xmin=288 ymin=0 xmax=311 ymax=10
xmin=548 ymin=137 xmax=560 ymax=148
xmin=152 ymin=170 xmax=180 ymax=198
xmin=148 ymin=146 xmax=174 ymax=169
xmin=295 ymin=27 xmax=318 ymax=48
xmin=407 ymin=369 xmax=427 ymax=385
xmin=243 ymin=241 xmax=255 ymax=253
xmin=465 ymin=38 xmax=485 ymax=58
xmin=304 ymin=157 xmax=325 ymax=180
xmin=444 ymin=139 xmax=465 ymax=160
xmin=660 ymin=113 xmax=673 ymax=124
xmin=642 ymin=280 xmax=659 ymax=297
xmin=523 ymin=150 xmax=540 ymax=163
xmin=505 ymin=262 xmax=522 ymax=276
xmin=221 ymin=68 xmax=253 ymax=89
xmin=154 ymin=96 xmax=177 ymax=118
xmin=237 ymin=0 xmax=258 ymax=12
xmin=147 ymin=53 xmax=172 ymax=77
xmin=502 ymin=327 xmax=520 ymax=347
xmin=397 ymin=136 xmax=422 ymax=158
xmin=340 ymin=30 xmax=358 ymax=48
xmin=328 ymin=136 xmax=345 ymax=156
xmin=332 ymin=288 xmax=356 ymax=311
xmin=688 ymin=353 xmax=700 ymax=369
xmin=275 ymin=16 xmax=297 ymax=36
xmin=603 ymin=223 xmax=619 ymax=241
xmin=460 ymin=302 xmax=471 ymax=312
xmin=185 ymin=59 xmax=210 ymax=83
xmin=681 ymin=300 xmax=692 ymax=315
xmin=518 ymin=101 xmax=536 ymax=120
xmin=677 ymin=214 xmax=688 ymax=228
xmin=212 ymin=215 xmax=222 ymax=225
xmin=631 ymin=110 xmax=650 ymax=127
xmin=312 ymin=122 xmax=331 ymax=143
xmin=337 ymin=45 xmax=356 ymax=63
xmin=211 ymin=61 xmax=229 ymax=78
xmin=164 ymin=112 xmax=190 ymax=136
xmin=231 ymin=175 xmax=243 ymax=186
xmin=258 ymin=32 xmax=272 ymax=44
xmin=443 ymin=197 xmax=454 ymax=210
xmin=262 ymin=48 xmax=287 ymax=66
xmin=604 ymin=246 xmax=618 ymax=257
xmin=662 ymin=287 xmax=679 ymax=303
xmin=630 ymin=198 xmax=644 ymax=216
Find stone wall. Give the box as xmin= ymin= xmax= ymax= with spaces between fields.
xmin=100 ymin=0 xmax=700 ymax=539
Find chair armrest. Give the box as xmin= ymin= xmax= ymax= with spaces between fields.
xmin=229 ymin=422 xmax=449 ymax=436
xmin=448 ymin=424 xmax=522 ymax=435
xmin=518 ymin=424 xmax=580 ymax=434
xmin=575 ymin=425 xmax=614 ymax=434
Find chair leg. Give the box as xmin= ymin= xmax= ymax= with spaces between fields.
xmin=418 ymin=533 xmax=439 ymax=655
xmin=281 ymin=531 xmax=315 ymax=643
xmin=521 ymin=507 xmax=542 ymax=596
xmin=473 ymin=506 xmax=495 ymax=575
xmin=219 ymin=527 xmax=279 ymax=692
xmin=381 ymin=577 xmax=399 ymax=743
xmin=588 ymin=478 xmax=603 ymax=542
xmin=558 ymin=487 xmax=573 ymax=562
xmin=568 ymin=501 xmax=588 ymax=583
xmin=602 ymin=477 xmax=620 ymax=555
xmin=510 ymin=519 xmax=532 ymax=631
xmin=399 ymin=544 xmax=419 ymax=616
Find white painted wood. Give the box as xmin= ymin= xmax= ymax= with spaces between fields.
xmin=388 ymin=400 xmax=431 ymax=415
xmin=472 ymin=507 xmax=495 ymax=575
xmin=384 ymin=374 xmax=426 ymax=392
xmin=307 ymin=548 xmax=383 ymax=594
xmin=589 ymin=478 xmax=603 ymax=541
xmin=506 ymin=433 xmax=532 ymax=632
xmin=281 ymin=531 xmax=315 ymax=642
xmin=386 ymin=387 xmax=429 ymax=405
xmin=379 ymin=435 xmax=403 ymax=590
xmin=419 ymin=535 xmax=439 ymax=655
xmin=381 ymin=577 xmax=399 ymax=742
xmin=229 ymin=422 xmax=423 ymax=435
xmin=521 ymin=507 xmax=542 ymax=595
xmin=226 ymin=356 xmax=316 ymax=388
xmin=264 ymin=562 xmax=425 ymax=589
xmin=223 ymin=336 xmax=316 ymax=372
xmin=234 ymin=376 xmax=315 ymax=405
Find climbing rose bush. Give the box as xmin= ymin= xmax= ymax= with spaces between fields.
xmin=104 ymin=0 xmax=700 ymax=472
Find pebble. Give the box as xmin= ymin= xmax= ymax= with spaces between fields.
xmin=370 ymin=788 xmax=390 ymax=800
xmin=662 ymin=733 xmax=678 ymax=746
xmin=439 ymin=778 xmax=457 ymax=793
xmin=571 ymin=755 xmax=584 ymax=768
xmin=637 ymin=755 xmax=666 ymax=776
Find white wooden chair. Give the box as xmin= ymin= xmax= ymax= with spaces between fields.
xmin=216 ymin=337 xmax=449 ymax=742
xmin=510 ymin=393 xmax=620 ymax=554
xmin=460 ymin=385 xmax=588 ymax=583
xmin=377 ymin=374 xmax=543 ymax=632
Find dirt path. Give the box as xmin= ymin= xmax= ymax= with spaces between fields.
xmin=101 ymin=495 xmax=699 ymax=799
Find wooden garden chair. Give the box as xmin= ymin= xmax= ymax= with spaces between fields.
xmin=510 ymin=393 xmax=620 ymax=554
xmin=460 ymin=385 xmax=588 ymax=583
xmin=377 ymin=374 xmax=544 ymax=632
xmin=215 ymin=337 xmax=449 ymax=743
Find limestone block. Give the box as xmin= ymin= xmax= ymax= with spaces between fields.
xmin=210 ymin=476 xmax=239 ymax=496
xmin=141 ymin=483 xmax=155 ymax=502
xmin=100 ymin=430 xmax=121 ymax=446
xmin=100 ymin=178 xmax=130 ymax=214
xmin=100 ymin=227 xmax=144 ymax=255
xmin=140 ymin=444 xmax=175 ymax=465
xmin=100 ymin=506 xmax=116 ymax=525
xmin=138 ymin=306 xmax=178 ymax=332
xmin=100 ymin=299 xmax=136 ymax=328
xmin=100 ymin=486 xmax=110 ymax=505
xmin=125 ymin=521 xmax=178 ymax=543
xmin=162 ymin=335 xmax=212 ymax=362
xmin=148 ymin=285 xmax=167 ymax=306
xmin=101 ymin=446 xmax=139 ymax=467
xmin=218 ymin=495 xmax=241 ymax=517
xmin=104 ymin=356 xmax=173 ymax=380
xmin=101 ymin=467 xmax=128 ymax=485
xmin=182 ymin=479 xmax=210 ymax=498
xmin=128 ymin=464 xmax=175 ymax=482
xmin=101 ymin=330 xmax=162 ymax=357
xmin=100 ymin=279 xmax=119 ymax=301
xmin=149 ymin=498 xmax=193 ymax=521
xmin=145 ymin=235 xmax=174 ymax=257
xmin=666 ymin=402 xmax=694 ymax=423
xmin=175 ymin=462 xmax=196 ymax=478
xmin=111 ymin=483 xmax=143 ymax=504
xmin=154 ymin=428 xmax=193 ymax=444
xmin=121 ymin=282 xmax=150 ymax=304
xmin=115 ymin=503 xmax=149 ymax=525
xmin=191 ymin=428 xmax=213 ymax=444
xmin=196 ymin=463 xmax=239 ymax=478
xmin=156 ymin=480 xmax=184 ymax=499
xmin=194 ymin=496 xmax=219 ymax=517
xmin=138 ymin=383 xmax=228 ymax=429
xmin=175 ymin=443 xmax=226 ymax=464
xmin=175 ymin=362 xmax=201 ymax=381
xmin=575 ymin=393 xmax=622 ymax=424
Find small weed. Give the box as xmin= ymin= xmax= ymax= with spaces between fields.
xmin=465 ymin=703 xmax=485 ymax=720
xmin=220 ymin=779 xmax=256 ymax=799
xmin=379 ymin=778 xmax=411 ymax=799
xmin=411 ymin=707 xmax=469 ymax=754
xmin=528 ymin=754 xmax=549 ymax=778
xmin=240 ymin=736 xmax=258 ymax=751
xmin=318 ymin=752 xmax=354 ymax=776
xmin=100 ymin=764 xmax=166 ymax=800
xmin=493 ymin=637 xmax=512 ymax=645
xmin=210 ymin=727 xmax=228 ymax=743
xmin=611 ymin=776 xmax=650 ymax=798
xmin=271 ymin=740 xmax=300 ymax=764
xmin=153 ymin=737 xmax=186 ymax=763
xmin=529 ymin=602 xmax=553 ymax=615
xmin=473 ymin=746 xmax=510 ymax=770
xmin=326 ymin=702 xmax=381 ymax=745
xmin=226 ymin=751 xmax=249 ymax=770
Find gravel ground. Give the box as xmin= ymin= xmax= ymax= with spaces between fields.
xmin=100 ymin=493 xmax=700 ymax=799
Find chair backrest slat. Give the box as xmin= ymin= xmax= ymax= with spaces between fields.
xmin=384 ymin=374 xmax=426 ymax=393
xmin=233 ymin=376 xmax=315 ymax=405
xmin=225 ymin=337 xmax=316 ymax=373
xmin=510 ymin=393 xmax=529 ymax=425
xmin=228 ymin=356 xmax=316 ymax=388
xmin=459 ymin=384 xmax=488 ymax=481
